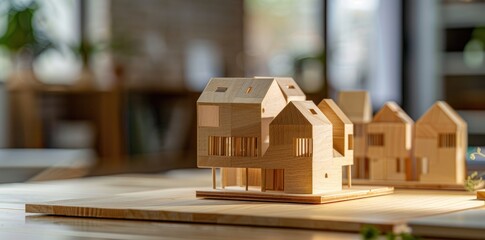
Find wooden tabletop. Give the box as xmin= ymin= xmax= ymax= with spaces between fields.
xmin=0 ymin=169 xmax=359 ymax=239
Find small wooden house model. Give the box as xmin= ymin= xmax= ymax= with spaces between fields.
xmin=415 ymin=101 xmax=467 ymax=184
xmin=260 ymin=100 xmax=340 ymax=194
xmin=366 ymin=102 xmax=414 ymax=181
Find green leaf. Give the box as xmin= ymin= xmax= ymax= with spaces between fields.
xmin=360 ymin=225 xmax=380 ymax=240
xmin=0 ymin=1 xmax=53 ymax=56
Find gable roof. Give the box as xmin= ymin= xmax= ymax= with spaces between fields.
xmin=318 ymin=99 xmax=352 ymax=125
xmin=272 ymin=101 xmax=330 ymax=126
xmin=255 ymin=77 xmax=306 ymax=102
xmin=198 ymin=78 xmax=280 ymax=104
xmin=318 ymin=99 xmax=353 ymax=159
xmin=373 ymin=102 xmax=414 ymax=124
xmin=417 ymin=101 xmax=466 ymax=127
xmin=337 ymin=91 xmax=372 ymax=123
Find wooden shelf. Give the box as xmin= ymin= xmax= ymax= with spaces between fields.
xmin=7 ymin=80 xmax=200 ymax=175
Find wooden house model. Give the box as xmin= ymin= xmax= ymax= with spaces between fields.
xmin=337 ymin=91 xmax=372 ymax=179
xmin=366 ymin=102 xmax=414 ymax=181
xmin=197 ymin=77 xmax=305 ymax=189
xmin=415 ymin=101 xmax=467 ymax=185
xmin=259 ymin=100 xmax=344 ymax=194
xmin=197 ymin=77 xmax=354 ymax=194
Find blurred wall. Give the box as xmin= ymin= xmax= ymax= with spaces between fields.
xmin=110 ymin=0 xmax=244 ymax=91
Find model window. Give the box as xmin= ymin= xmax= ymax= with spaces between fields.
xmin=294 ymin=138 xmax=312 ymax=157
xmin=208 ymin=136 xmax=258 ymax=157
xmin=215 ymin=87 xmax=228 ymax=92
xmin=368 ymin=133 xmax=384 ymax=146
xmin=348 ymin=134 xmax=354 ymax=150
xmin=438 ymin=133 xmax=456 ymax=148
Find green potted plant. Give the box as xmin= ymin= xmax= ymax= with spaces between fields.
xmin=0 ymin=1 xmax=53 ymax=90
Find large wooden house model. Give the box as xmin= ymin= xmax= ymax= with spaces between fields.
xmin=197 ymin=77 xmax=353 ymax=194
xmin=197 ymin=77 xmax=304 ymax=188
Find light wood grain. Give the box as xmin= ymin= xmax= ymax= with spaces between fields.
xmin=0 ymin=169 xmax=480 ymax=238
xmin=0 ymin=170 xmax=361 ymax=239
xmin=197 ymin=186 xmax=392 ymax=204
xmin=343 ymin=178 xmax=465 ymax=191
xmin=25 ymin=188 xmax=483 ymax=233
xmin=25 ymin=214 xmax=359 ymax=240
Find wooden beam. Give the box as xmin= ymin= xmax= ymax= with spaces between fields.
xmin=212 ymin=168 xmax=216 ymax=189
xmin=221 ymin=168 xmax=226 ymax=189
xmin=347 ymin=166 xmax=352 ymax=188
xmin=245 ymin=168 xmax=249 ymax=191
xmin=261 ymin=168 xmax=266 ymax=192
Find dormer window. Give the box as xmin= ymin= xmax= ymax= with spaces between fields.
xmin=287 ymin=85 xmax=295 ymax=89
xmin=246 ymin=87 xmax=253 ymax=94
xmin=309 ymin=109 xmax=317 ymax=115
xmin=216 ymin=87 xmax=227 ymax=92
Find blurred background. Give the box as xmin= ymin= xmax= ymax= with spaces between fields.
xmin=0 ymin=0 xmax=484 ymax=182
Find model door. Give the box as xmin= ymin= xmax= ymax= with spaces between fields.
xmin=264 ymin=169 xmax=284 ymax=191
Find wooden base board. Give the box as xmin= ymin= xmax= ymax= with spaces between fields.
xmin=25 ymin=188 xmax=483 ymax=233
xmin=196 ymin=186 xmax=393 ymax=204
xmin=344 ymin=179 xmax=465 ymax=191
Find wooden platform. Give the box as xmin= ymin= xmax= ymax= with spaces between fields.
xmin=196 ymin=186 xmax=393 ymax=204
xmin=344 ymin=179 xmax=465 ymax=191
xmin=25 ymin=188 xmax=484 ymax=232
